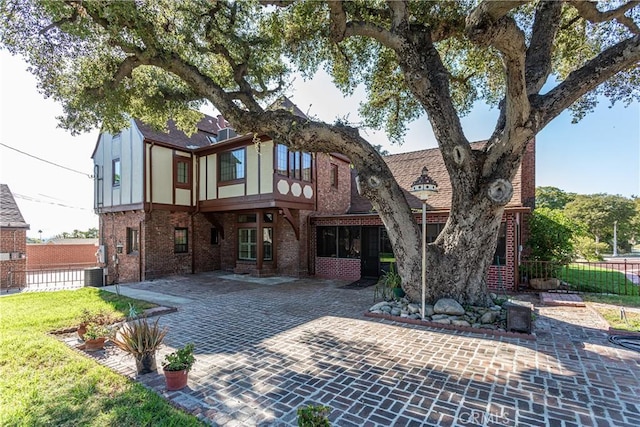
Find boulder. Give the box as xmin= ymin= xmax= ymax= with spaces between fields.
xmin=480 ymin=311 xmax=498 ymax=324
xmin=434 ymin=298 xmax=466 ymax=315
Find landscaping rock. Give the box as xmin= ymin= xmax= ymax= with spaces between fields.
xmin=423 ymin=304 xmax=435 ymax=317
xmin=480 ymin=311 xmax=498 ymax=324
xmin=370 ymin=302 xmax=389 ymax=311
xmin=391 ymin=307 xmax=402 ymax=316
xmin=432 ymin=318 xmax=451 ymax=325
xmin=431 ymin=314 xmax=450 ymax=321
xmin=434 ymin=298 xmax=465 ymax=315
xmin=407 ymin=303 xmax=420 ymax=314
xmin=452 ymin=320 xmax=471 ymax=327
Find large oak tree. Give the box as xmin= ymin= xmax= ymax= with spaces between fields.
xmin=2 ymin=1 xmax=638 ymax=305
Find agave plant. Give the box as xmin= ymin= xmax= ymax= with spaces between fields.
xmin=112 ymin=317 xmax=168 ymax=374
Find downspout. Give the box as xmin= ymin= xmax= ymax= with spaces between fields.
xmin=515 ymin=212 xmax=521 ymax=289
xmin=149 ymin=142 xmax=154 ymax=213
xmin=191 ymin=152 xmax=199 ymax=274
xmin=139 ymin=219 xmax=144 ymax=282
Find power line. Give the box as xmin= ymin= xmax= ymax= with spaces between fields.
xmin=13 ymin=192 xmax=93 ymax=211
xmin=0 ymin=142 xmax=92 ymax=178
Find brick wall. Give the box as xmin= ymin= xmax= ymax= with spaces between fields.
xmin=100 ymin=211 xmax=145 ymax=284
xmin=0 ymin=228 xmax=27 ymax=286
xmin=143 ymin=210 xmax=192 ymax=280
xmin=192 ymin=213 xmax=221 ymax=273
xmin=26 ymin=244 xmax=98 ymax=269
xmin=521 ymin=139 xmax=536 ymax=208
xmin=315 ymin=153 xmax=351 ymax=214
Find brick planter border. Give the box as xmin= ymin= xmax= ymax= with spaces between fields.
xmin=364 ymin=311 xmax=536 ymax=341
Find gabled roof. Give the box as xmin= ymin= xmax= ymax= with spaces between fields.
xmin=349 ymin=141 xmax=529 ymax=213
xmin=0 ymin=184 xmax=30 ymax=229
xmin=268 ymin=96 xmax=308 ymax=119
xmin=134 ymin=114 xmax=226 ymax=150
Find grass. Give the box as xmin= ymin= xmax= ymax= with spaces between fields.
xmin=592 ymin=307 xmax=640 ymax=332
xmin=581 ymin=293 xmax=640 ymax=332
xmin=559 ymin=263 xmax=639 ymax=296
xmin=0 ymin=288 xmax=204 ymax=426
xmin=581 ymin=293 xmax=640 ymax=308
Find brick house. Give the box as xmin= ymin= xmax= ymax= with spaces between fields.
xmin=93 ymin=103 xmax=534 ymax=290
xmin=0 ymin=184 xmax=29 ymax=287
xmin=312 ymin=141 xmax=535 ymax=291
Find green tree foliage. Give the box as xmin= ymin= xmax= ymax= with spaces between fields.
xmin=527 ymin=207 xmax=576 ymax=265
xmin=535 ymin=186 xmax=576 ymax=210
xmin=1 ymin=1 xmax=638 ymax=305
xmin=564 ymin=194 xmax=636 ymax=250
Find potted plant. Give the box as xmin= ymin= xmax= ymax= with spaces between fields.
xmin=112 ymin=317 xmax=167 ymax=375
xmin=82 ymin=323 xmax=110 ymax=351
xmin=77 ymin=309 xmax=118 ymax=340
xmin=162 ymin=343 xmax=196 ymax=391
xmin=381 ymin=263 xmax=404 ymax=299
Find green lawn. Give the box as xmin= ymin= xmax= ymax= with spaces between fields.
xmin=0 ymin=288 xmax=204 ymax=426
xmin=559 ymin=264 xmax=639 ymax=296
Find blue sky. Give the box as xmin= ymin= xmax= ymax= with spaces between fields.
xmin=1 ymin=50 xmax=638 ymax=238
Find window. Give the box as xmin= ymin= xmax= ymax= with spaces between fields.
xmin=126 ymin=228 xmax=139 ymax=254
xmin=112 ymin=159 xmax=121 ymax=187
xmin=276 ymin=144 xmax=312 ymax=181
xmin=174 ymin=157 xmax=190 ymax=188
xmin=211 ymin=228 xmax=219 ymax=245
xmin=338 ymin=226 xmax=361 ymax=258
xmin=317 ymin=227 xmax=337 ymax=257
xmin=238 ymin=228 xmax=257 ymax=260
xmin=174 ymin=228 xmax=188 ymax=253
xmin=238 ymin=213 xmax=257 ymax=223
xmin=263 ymin=228 xmax=273 ymax=261
xmin=493 ymin=222 xmax=507 ymax=265
xmin=317 ymin=226 xmax=360 ymax=258
xmin=427 ymin=223 xmax=445 ymax=244
xmin=220 ymin=149 xmax=245 ymax=182
xmin=276 ymin=144 xmax=288 ymax=175
xmin=302 ymin=153 xmax=312 ymax=182
xmin=330 ymin=164 xmax=338 ymax=188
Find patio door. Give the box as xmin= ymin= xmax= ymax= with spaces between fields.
xmin=361 ymin=226 xmax=380 ymax=278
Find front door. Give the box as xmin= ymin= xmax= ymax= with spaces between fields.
xmin=361 ymin=226 xmax=380 ymax=277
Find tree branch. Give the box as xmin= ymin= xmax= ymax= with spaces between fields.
xmin=386 ymin=0 xmax=408 ymax=31
xmin=534 ymin=35 xmax=640 ymax=131
xmin=467 ymin=4 xmax=530 ymax=159
xmin=525 ymin=1 xmax=563 ymax=94
xmin=570 ymin=0 xmax=640 ymax=35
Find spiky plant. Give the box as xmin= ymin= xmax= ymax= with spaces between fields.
xmin=111 ymin=317 xmax=167 ymax=357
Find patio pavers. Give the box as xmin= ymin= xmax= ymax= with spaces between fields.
xmin=96 ymin=272 xmax=639 ymax=426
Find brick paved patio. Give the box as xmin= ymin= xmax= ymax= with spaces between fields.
xmin=81 ymin=272 xmax=640 ymax=426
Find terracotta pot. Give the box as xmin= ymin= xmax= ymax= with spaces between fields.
xmin=163 ymin=369 xmax=189 ymax=391
xmin=135 ymin=352 xmax=157 ymax=375
xmin=84 ymin=337 xmax=106 ymax=352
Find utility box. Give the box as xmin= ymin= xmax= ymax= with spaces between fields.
xmin=84 ymin=267 xmax=105 ymax=287
xmin=505 ymin=301 xmax=533 ymax=334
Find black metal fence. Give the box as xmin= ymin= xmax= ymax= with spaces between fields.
xmin=2 ymin=264 xmax=103 ymax=292
xmin=519 ymin=259 xmax=640 ymax=295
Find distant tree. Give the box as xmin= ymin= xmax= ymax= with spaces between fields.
xmin=564 ymin=194 xmax=635 ymax=252
xmin=526 ymin=208 xmax=576 ymax=265
xmin=86 ymin=228 xmax=99 ymax=238
xmin=630 ymin=197 xmax=640 ymax=247
xmin=535 ymin=187 xmax=576 ymax=210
